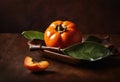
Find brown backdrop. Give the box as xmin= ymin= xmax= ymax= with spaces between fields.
xmin=0 ymin=0 xmax=120 ymax=33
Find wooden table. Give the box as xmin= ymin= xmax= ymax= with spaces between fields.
xmin=0 ymin=33 xmax=120 ymax=82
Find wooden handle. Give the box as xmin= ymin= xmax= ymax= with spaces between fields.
xmin=29 ymin=44 xmax=61 ymax=52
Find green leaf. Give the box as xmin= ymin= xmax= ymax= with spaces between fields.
xmin=22 ymin=31 xmax=44 ymax=40
xmin=62 ymin=41 xmax=111 ymax=61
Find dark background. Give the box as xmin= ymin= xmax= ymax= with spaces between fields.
xmin=0 ymin=0 xmax=120 ymax=33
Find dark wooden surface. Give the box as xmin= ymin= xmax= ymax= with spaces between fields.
xmin=0 ymin=33 xmax=120 ymax=82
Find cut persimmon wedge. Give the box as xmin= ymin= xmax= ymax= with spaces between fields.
xmin=24 ymin=56 xmax=49 ymax=72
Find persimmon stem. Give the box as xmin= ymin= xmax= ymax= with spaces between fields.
xmin=56 ymin=24 xmax=67 ymax=33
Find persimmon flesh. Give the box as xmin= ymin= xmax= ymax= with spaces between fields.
xmin=24 ymin=56 xmax=49 ymax=72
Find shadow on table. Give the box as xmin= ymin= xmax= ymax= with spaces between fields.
xmin=30 ymin=70 xmax=57 ymax=75
xmin=74 ymin=52 xmax=120 ymax=70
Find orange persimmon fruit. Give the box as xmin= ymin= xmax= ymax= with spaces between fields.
xmin=44 ymin=20 xmax=82 ymax=49
xmin=24 ymin=56 xmax=49 ymax=72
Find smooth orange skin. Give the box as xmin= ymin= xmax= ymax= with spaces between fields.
xmin=44 ymin=20 xmax=82 ymax=48
xmin=24 ymin=56 xmax=49 ymax=72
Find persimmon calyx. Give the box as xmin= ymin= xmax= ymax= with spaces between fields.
xmin=55 ymin=24 xmax=67 ymax=33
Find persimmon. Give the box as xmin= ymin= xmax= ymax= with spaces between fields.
xmin=44 ymin=20 xmax=82 ymax=49
xmin=24 ymin=56 xmax=49 ymax=72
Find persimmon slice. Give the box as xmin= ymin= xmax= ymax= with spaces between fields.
xmin=24 ymin=56 xmax=49 ymax=72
